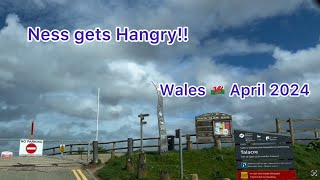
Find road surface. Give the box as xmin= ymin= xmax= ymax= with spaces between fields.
xmin=0 ymin=156 xmax=92 ymax=180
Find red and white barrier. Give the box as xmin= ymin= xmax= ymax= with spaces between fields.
xmin=1 ymin=151 xmax=13 ymax=158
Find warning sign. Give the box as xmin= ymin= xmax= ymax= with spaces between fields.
xmin=237 ymin=170 xmax=296 ymax=180
xmin=19 ymin=139 xmax=43 ymax=156
xmin=60 ymin=144 xmax=65 ymax=153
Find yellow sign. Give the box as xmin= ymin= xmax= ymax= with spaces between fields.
xmin=60 ymin=144 xmax=65 ymax=153
xmin=240 ymin=172 xmax=248 ymax=179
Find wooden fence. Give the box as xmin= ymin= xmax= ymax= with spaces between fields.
xmin=43 ymin=134 xmax=232 ymax=156
xmin=275 ymin=118 xmax=320 ymax=144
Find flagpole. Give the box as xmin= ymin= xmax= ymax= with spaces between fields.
xmin=96 ymin=88 xmax=100 ymax=141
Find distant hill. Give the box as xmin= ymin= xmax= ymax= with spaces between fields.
xmin=98 ymin=143 xmax=320 ymax=179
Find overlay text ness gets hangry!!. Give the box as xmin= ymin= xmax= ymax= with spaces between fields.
xmin=26 ymin=27 xmax=189 ymax=45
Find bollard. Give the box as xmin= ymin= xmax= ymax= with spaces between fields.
xmin=127 ymin=138 xmax=133 ymax=156
xmin=92 ymin=141 xmax=98 ymax=164
xmin=160 ymin=171 xmax=171 ymax=180
xmin=137 ymin=152 xmax=147 ymax=179
xmin=191 ymin=174 xmax=198 ymax=180
xmin=126 ymin=157 xmax=134 ymax=172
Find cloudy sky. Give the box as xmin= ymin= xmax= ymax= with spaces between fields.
xmin=0 ymin=0 xmax=320 ymax=151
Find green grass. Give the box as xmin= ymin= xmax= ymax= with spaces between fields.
xmin=98 ymin=144 xmax=320 ymax=180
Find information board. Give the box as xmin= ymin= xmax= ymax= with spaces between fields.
xmin=195 ymin=112 xmax=233 ymax=143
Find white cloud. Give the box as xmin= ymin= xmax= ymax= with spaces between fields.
xmin=0 ymin=1 xmax=318 ymax=144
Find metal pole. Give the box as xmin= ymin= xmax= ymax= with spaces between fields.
xmin=179 ymin=130 xmax=183 ymax=179
xmin=140 ymin=116 xmax=144 ymax=152
xmin=96 ymin=88 xmax=100 ymax=141
xmin=30 ymin=119 xmax=34 ymax=140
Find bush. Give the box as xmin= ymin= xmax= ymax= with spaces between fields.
xmin=212 ymin=170 xmax=224 ymax=179
xmin=215 ymin=155 xmax=224 ymax=161
xmin=306 ymin=140 xmax=320 ymax=150
xmin=77 ymin=146 xmax=84 ymax=155
xmin=98 ymin=146 xmax=108 ymax=154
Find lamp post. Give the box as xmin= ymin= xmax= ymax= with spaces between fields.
xmin=138 ymin=113 xmax=149 ymax=152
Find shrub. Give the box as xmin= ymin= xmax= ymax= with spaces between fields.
xmin=306 ymin=140 xmax=320 ymax=150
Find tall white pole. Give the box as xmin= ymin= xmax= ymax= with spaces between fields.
xmin=96 ymin=88 xmax=100 ymax=141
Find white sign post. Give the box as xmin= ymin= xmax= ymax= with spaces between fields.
xmin=19 ymin=139 xmax=43 ymax=156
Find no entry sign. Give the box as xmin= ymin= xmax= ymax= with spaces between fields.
xmin=19 ymin=139 xmax=43 ymax=156
xmin=26 ymin=143 xmax=37 ymax=153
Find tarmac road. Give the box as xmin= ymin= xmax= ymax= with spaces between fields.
xmin=0 ymin=156 xmax=92 ymax=180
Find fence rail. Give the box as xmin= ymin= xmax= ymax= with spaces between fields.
xmin=276 ymin=118 xmax=319 ymax=144
xmin=43 ymin=134 xmax=232 ymax=156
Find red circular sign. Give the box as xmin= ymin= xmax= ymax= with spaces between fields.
xmin=26 ymin=143 xmax=37 ymax=154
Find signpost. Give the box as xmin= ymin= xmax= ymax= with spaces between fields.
xmin=138 ymin=113 xmax=149 ymax=153
xmin=19 ymin=139 xmax=43 ymax=156
xmin=235 ymin=130 xmax=296 ymax=180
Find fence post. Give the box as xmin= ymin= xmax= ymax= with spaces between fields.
xmin=128 ymin=138 xmax=133 ymax=156
xmin=53 ymin=148 xmax=55 ymax=155
xmin=315 ymin=128 xmax=318 ymax=139
xmin=186 ymin=134 xmax=192 ymax=151
xmin=92 ymin=141 xmax=98 ymax=164
xmin=276 ymin=118 xmax=280 ymax=133
xmin=70 ymin=145 xmax=73 ymax=155
xmin=87 ymin=142 xmax=90 ymax=163
xmin=111 ymin=142 xmax=116 ymax=158
xmin=214 ymin=138 xmax=222 ymax=150
xmin=288 ymin=118 xmax=295 ymax=144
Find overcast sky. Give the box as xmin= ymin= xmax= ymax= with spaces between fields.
xmin=0 ymin=0 xmax=320 ymax=151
